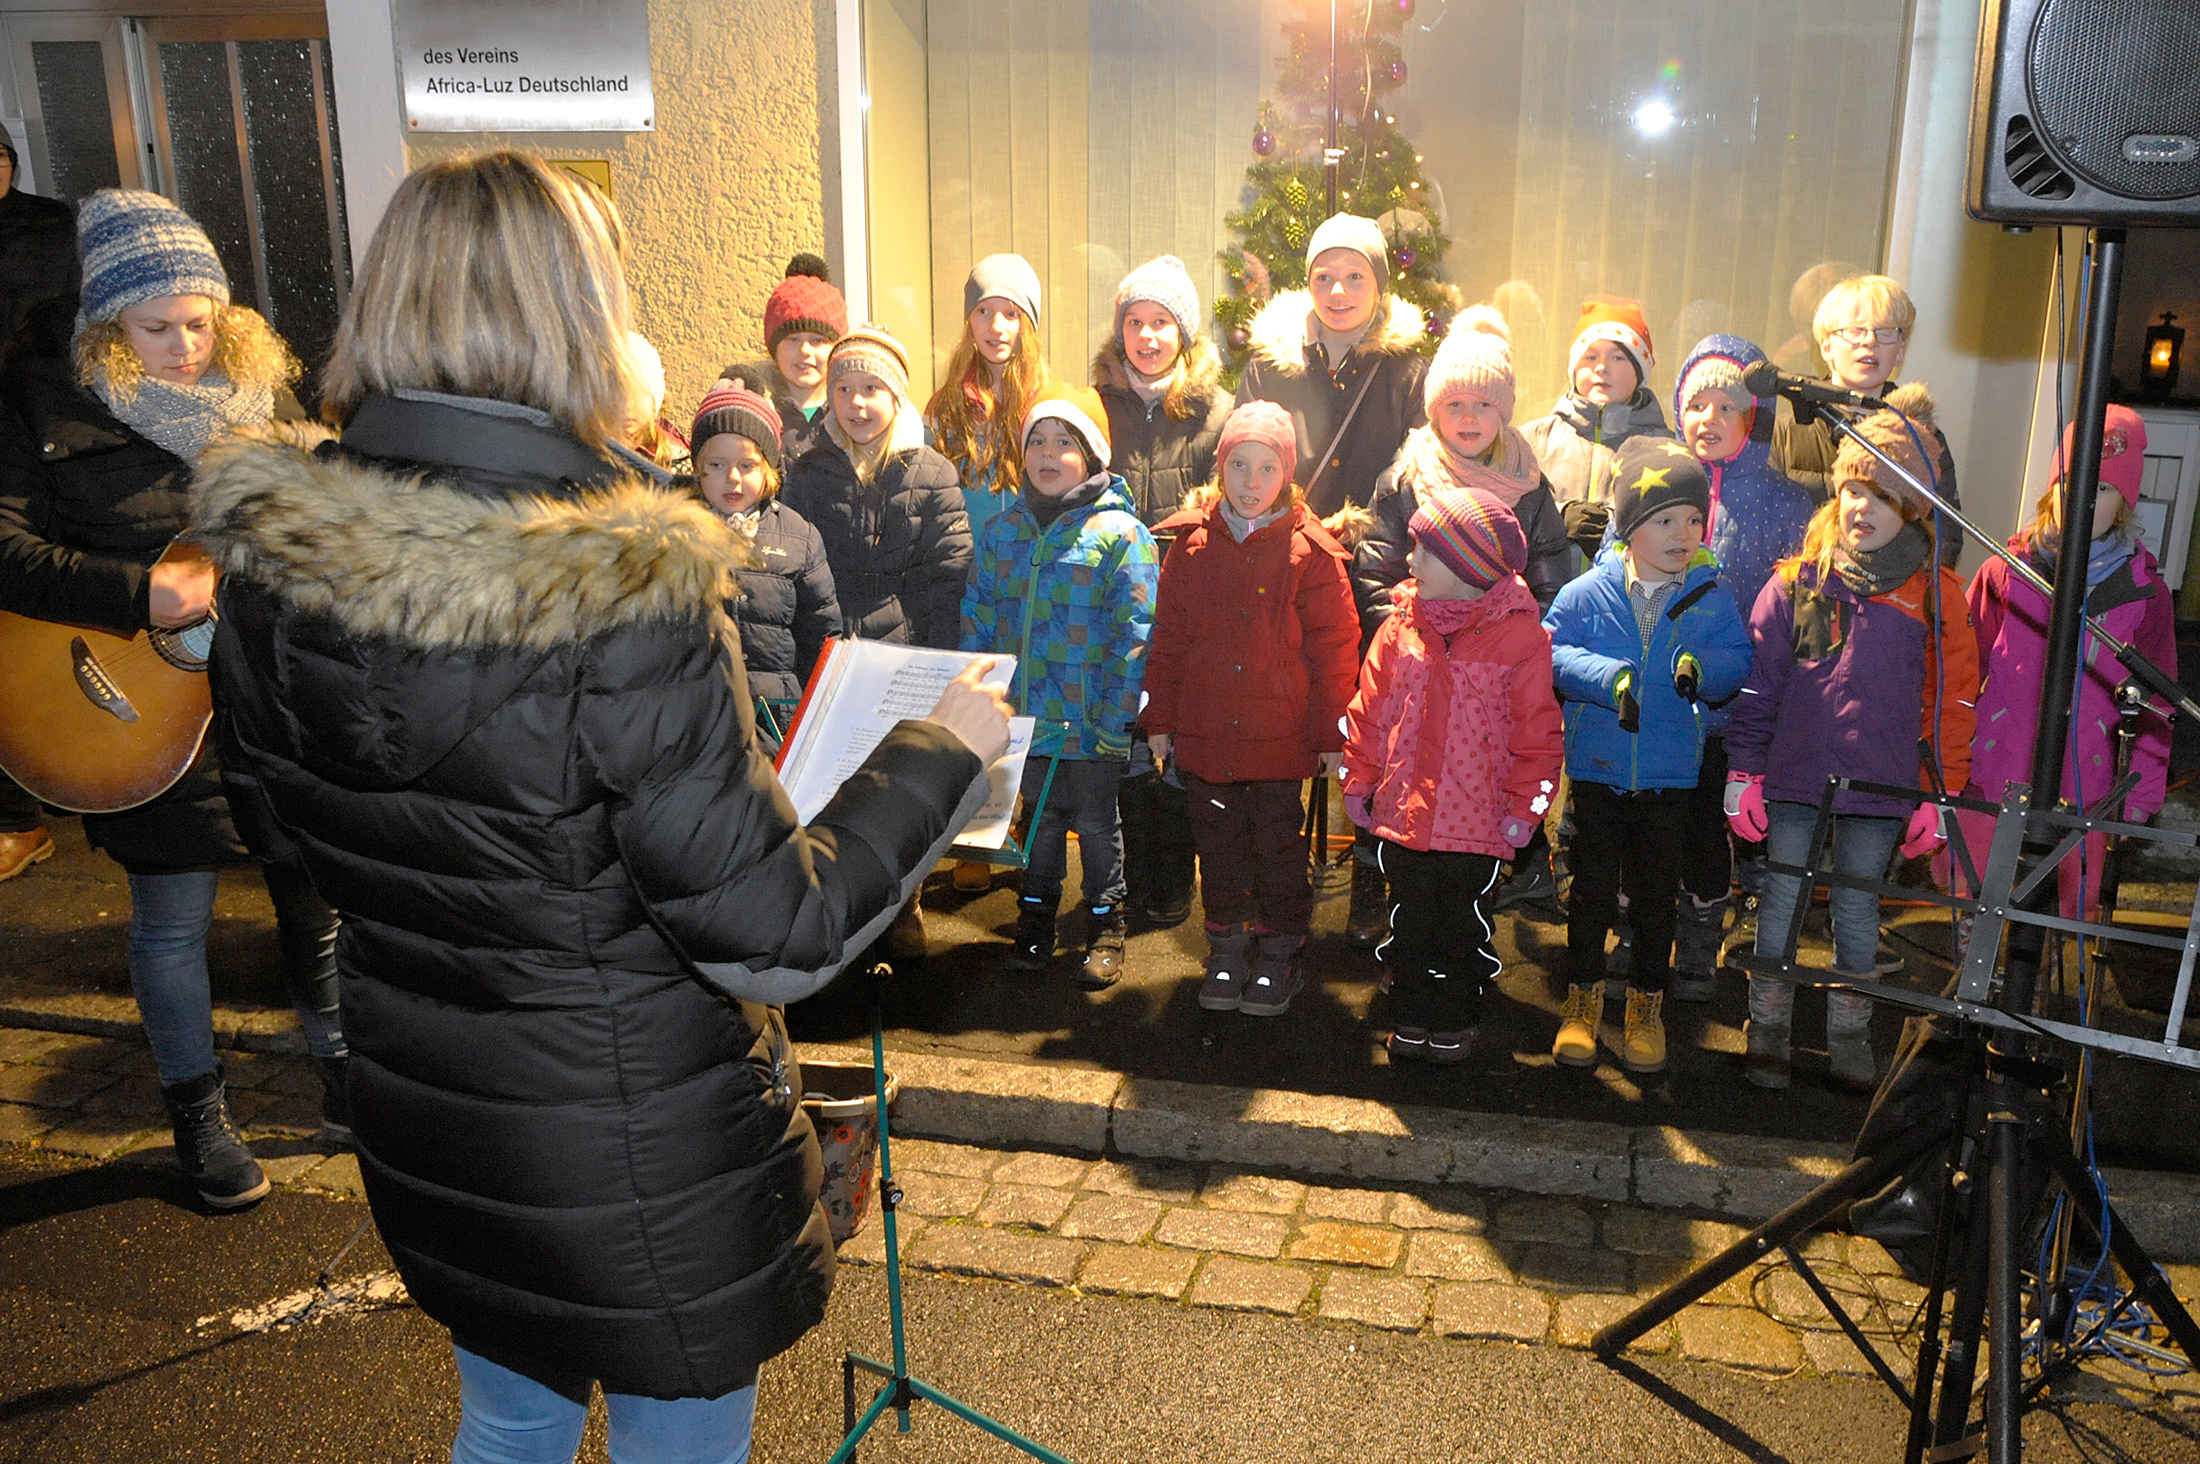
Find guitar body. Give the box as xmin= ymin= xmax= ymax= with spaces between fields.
xmin=0 ymin=546 xmax=215 ymax=813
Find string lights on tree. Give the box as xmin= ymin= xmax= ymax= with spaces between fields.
xmin=1215 ymin=0 xmax=1454 ymax=364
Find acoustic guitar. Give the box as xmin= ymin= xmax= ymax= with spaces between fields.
xmin=0 ymin=541 xmax=216 ymax=813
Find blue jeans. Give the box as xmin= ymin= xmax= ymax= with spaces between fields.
xmin=127 ymin=867 xmax=347 ymax=1088
xmin=1018 ymin=756 xmax=1128 ymax=910
xmin=1754 ymin=802 xmax=1903 ymax=976
xmin=451 ymin=1346 xmax=756 ymax=1464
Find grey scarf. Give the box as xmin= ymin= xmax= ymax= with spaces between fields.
xmin=96 ymin=368 xmax=274 ymax=464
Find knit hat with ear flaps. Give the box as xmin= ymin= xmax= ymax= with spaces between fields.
xmin=1423 ymin=305 xmax=1516 ymax=421
xmin=1609 ymin=437 xmax=1711 ymax=543
xmin=1114 ymin=254 xmax=1202 ymax=343
xmin=764 ymin=265 xmax=848 ymax=353
xmin=1216 ymin=400 xmax=1298 ymax=487
xmin=1833 ymin=404 xmax=1938 ymax=515
xmin=828 ymin=324 xmax=912 ymax=405
xmin=965 ymin=253 xmax=1043 ymax=328
xmin=1568 ymin=295 xmax=1654 ymax=383
xmin=2052 ymin=403 xmax=2149 ymax=510
xmin=1021 ymin=382 xmax=1112 ymax=472
xmin=77 ymin=188 xmax=230 ymax=324
xmin=1411 ymin=487 xmax=1527 ymax=593
xmin=690 ymin=380 xmax=784 ymax=471
xmin=1305 ymin=213 xmax=1392 ymax=292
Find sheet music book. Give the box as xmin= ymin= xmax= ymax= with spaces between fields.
xmin=773 ymin=640 xmax=1027 ymax=845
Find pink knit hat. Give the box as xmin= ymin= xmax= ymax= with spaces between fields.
xmin=2053 ymin=404 xmax=2150 ymax=509
xmin=1411 ymin=487 xmax=1526 ymax=592
xmin=1423 ymin=305 xmax=1516 ymax=421
xmin=1217 ymin=400 xmax=1298 ymax=485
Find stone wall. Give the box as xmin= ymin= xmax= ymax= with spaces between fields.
xmin=404 ymin=0 xmax=838 ymax=422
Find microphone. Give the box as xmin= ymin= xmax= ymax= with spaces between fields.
xmin=1740 ymin=360 xmax=1886 ymax=414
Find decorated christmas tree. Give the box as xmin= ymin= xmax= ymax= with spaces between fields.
xmin=1214 ymin=0 xmax=1455 ymax=366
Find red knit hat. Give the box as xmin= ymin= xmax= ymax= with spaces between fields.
xmin=1569 ymin=295 xmax=1654 ymax=382
xmin=2053 ymin=404 xmax=2149 ymax=509
xmin=1216 ymin=400 xmax=1298 ymax=485
xmin=764 ymin=269 xmax=848 ymax=353
xmin=1411 ymin=487 xmax=1527 ymax=592
xmin=1021 ymin=383 xmax=1113 ymax=471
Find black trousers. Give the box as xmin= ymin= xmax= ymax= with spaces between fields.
xmin=0 ymin=770 xmax=42 ymax=835
xmin=1681 ymin=733 xmax=1736 ymax=903
xmin=1376 ymin=841 xmax=1502 ymax=1032
xmin=1118 ymin=762 xmax=1195 ymax=911
xmin=1566 ymin=780 xmax=1688 ymax=994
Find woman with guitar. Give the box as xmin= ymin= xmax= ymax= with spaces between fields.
xmin=0 ymin=189 xmax=348 ymax=1209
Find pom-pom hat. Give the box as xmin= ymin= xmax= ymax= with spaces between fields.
xmin=77 ymin=189 xmax=230 ymax=325
xmin=1833 ymin=408 xmax=1939 ymax=514
xmin=1424 ymin=305 xmax=1516 ymax=420
xmin=1411 ymin=487 xmax=1527 ymax=592
xmin=1021 ymin=383 xmax=1112 ymax=471
xmin=764 ymin=260 xmax=848 ymax=353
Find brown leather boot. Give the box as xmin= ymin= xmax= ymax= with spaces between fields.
xmin=0 ymin=828 xmax=55 ymax=882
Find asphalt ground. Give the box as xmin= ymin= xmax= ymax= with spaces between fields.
xmin=6 ymin=816 xmax=2198 ymax=1171
xmin=5 ymin=1146 xmax=2196 ymax=1464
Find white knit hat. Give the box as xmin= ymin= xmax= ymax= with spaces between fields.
xmin=1423 ymin=306 xmax=1516 ymax=421
xmin=1304 ymin=213 xmax=1391 ymax=291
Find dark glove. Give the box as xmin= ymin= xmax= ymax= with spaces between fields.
xmin=1562 ymin=499 xmax=1611 ymax=559
xmin=1613 ymin=667 xmax=1640 ymax=735
xmin=1674 ymin=652 xmax=1702 ymax=702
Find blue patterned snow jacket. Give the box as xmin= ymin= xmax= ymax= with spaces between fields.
xmin=960 ymin=475 xmax=1159 ymax=760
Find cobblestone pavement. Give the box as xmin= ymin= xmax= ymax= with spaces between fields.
xmin=7 ymin=1027 xmax=2199 ymax=1427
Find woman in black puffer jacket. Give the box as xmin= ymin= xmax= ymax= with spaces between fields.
xmin=192 ymin=152 xmax=1008 ymax=1463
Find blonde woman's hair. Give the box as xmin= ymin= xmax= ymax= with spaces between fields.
xmin=1813 ymin=274 xmax=1917 ymax=346
xmin=321 ymin=150 xmax=637 ymax=449
xmin=75 ymin=302 xmax=300 ymax=401
xmin=924 ymin=310 xmax=1050 ymax=492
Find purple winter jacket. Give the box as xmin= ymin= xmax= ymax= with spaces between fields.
xmin=1964 ymin=531 xmax=2177 ymax=821
xmin=1725 ymin=557 xmax=1979 ymax=818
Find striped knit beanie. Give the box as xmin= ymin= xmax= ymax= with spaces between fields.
xmin=1410 ymin=487 xmax=1526 ymax=593
xmin=828 ymin=325 xmax=913 ymax=405
xmin=77 ymin=189 xmax=229 ymax=325
xmin=691 ymin=380 xmax=784 ymax=470
xmin=1423 ymin=305 xmax=1516 ymax=420
xmin=1021 ymin=383 xmax=1112 ymax=472
xmin=764 ymin=264 xmax=847 ymax=352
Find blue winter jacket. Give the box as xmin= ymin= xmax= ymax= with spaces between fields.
xmin=1673 ymin=336 xmax=1814 ymax=730
xmin=1543 ymin=545 xmax=1753 ymax=791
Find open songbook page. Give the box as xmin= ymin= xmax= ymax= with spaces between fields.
xmin=773 ymin=640 xmax=1030 ymax=847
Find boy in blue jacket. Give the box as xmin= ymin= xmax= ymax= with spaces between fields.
xmin=1544 ymin=438 xmax=1751 ymax=1074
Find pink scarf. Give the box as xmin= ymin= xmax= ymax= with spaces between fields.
xmin=1396 ymin=423 xmax=1541 ymax=509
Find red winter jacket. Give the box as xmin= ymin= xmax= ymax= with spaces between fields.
xmin=1341 ymin=576 xmax=1563 ymax=857
xmin=1143 ymin=498 xmax=1361 ymax=783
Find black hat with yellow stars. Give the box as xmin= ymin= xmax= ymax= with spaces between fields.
xmin=1609 ymin=437 xmax=1711 ymax=543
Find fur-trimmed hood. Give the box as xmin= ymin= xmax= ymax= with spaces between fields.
xmin=1243 ymin=290 xmax=1427 ymax=376
xmin=191 ymin=435 xmax=750 ymax=656
xmin=1090 ymin=334 xmax=1225 ymax=409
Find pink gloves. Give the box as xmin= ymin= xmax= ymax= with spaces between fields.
xmin=1723 ymin=772 xmax=1767 ymax=841
xmin=1499 ymin=816 xmax=1539 ymax=850
xmin=1902 ymin=801 xmax=1947 ymax=858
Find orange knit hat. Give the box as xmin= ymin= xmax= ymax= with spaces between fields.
xmin=1568 ymin=295 xmax=1654 ymax=381
xmin=1021 ymin=383 xmax=1112 ymax=471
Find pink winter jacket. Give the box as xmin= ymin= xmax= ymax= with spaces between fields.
xmin=1341 ymin=576 xmax=1564 ymax=856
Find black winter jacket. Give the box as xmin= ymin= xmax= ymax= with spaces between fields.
xmin=727 ymin=496 xmax=840 ymax=703
xmin=1092 ymin=336 xmax=1232 ymax=526
xmin=1353 ymin=454 xmax=1571 ymax=637
xmin=1235 ymin=291 xmax=1429 ymax=518
xmin=193 ymin=390 xmax=986 ymax=1399
xmin=0 ymin=187 xmax=77 ymax=346
xmin=715 ymin=359 xmax=831 ymax=464
xmin=0 ymin=346 xmax=303 ymax=869
xmin=780 ymin=412 xmax=969 ymax=648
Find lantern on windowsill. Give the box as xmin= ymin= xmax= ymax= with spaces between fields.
xmin=2142 ymin=311 xmax=2184 ymax=399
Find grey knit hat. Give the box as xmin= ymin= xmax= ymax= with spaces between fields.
xmin=77 ymin=189 xmax=229 ymax=324
xmin=1304 ymin=213 xmax=1390 ymax=292
xmin=1114 ymin=254 xmax=1201 ymax=342
xmin=964 ymin=253 xmax=1042 ymax=326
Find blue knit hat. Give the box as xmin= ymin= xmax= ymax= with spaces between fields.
xmin=77 ymin=189 xmax=230 ymax=325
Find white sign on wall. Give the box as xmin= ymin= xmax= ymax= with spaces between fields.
xmin=394 ymin=0 xmax=654 ymax=133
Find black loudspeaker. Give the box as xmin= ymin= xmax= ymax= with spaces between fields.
xmin=1968 ymin=0 xmax=2200 ymax=226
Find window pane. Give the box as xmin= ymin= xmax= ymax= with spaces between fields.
xmin=32 ymin=41 xmax=121 ymax=202
xmin=158 ymin=41 xmax=259 ymax=312
xmin=238 ymin=39 xmax=339 ymax=373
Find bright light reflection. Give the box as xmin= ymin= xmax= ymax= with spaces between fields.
xmin=1633 ymin=99 xmax=1675 ymax=135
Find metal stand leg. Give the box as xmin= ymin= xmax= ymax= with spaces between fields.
xmin=828 ymin=963 xmax=1077 ymax=1464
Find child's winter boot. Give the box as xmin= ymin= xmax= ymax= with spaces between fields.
xmin=1078 ymin=905 xmax=1128 ymax=990
xmin=1670 ymin=895 xmax=1726 ymax=1002
xmin=1239 ymin=931 xmax=1305 ymax=1016
xmin=1552 ymin=984 xmax=1604 ymax=1067
xmin=1198 ymin=924 xmax=1253 ymax=1011
xmin=1005 ymin=897 xmax=1057 ymax=974
xmin=1346 ymin=859 xmax=1388 ymax=951
xmin=1743 ymin=975 xmax=1793 ymax=1089
xmin=1621 ymin=987 xmax=1667 ymax=1074
xmin=1826 ymin=987 xmax=1877 ymax=1092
